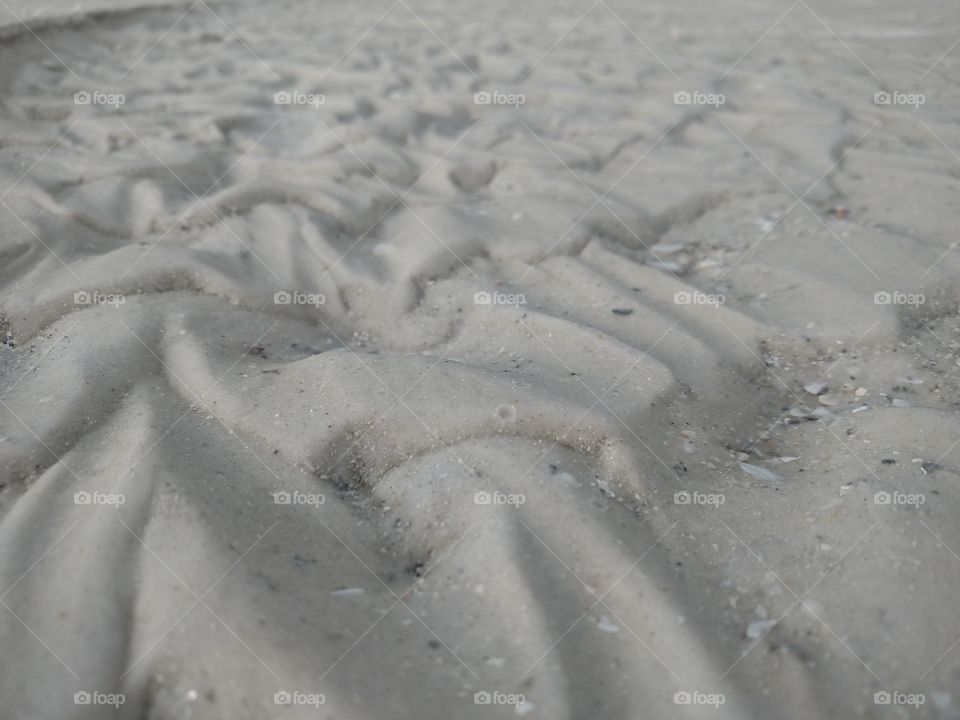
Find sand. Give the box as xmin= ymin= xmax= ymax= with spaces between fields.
xmin=1 ymin=0 xmax=959 ymax=718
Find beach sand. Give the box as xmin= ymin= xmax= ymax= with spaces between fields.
xmin=1 ymin=0 xmax=959 ymax=717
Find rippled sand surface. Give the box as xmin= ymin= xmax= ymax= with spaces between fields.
xmin=1 ymin=1 xmax=960 ymax=717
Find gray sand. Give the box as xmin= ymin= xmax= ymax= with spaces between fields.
xmin=1 ymin=0 xmax=959 ymax=718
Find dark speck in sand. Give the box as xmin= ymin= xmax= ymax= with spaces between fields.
xmin=611 ymin=308 xmax=634 ymax=316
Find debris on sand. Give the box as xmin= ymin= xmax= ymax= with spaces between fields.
xmin=597 ymin=615 xmax=620 ymax=633
xmin=746 ymin=619 xmax=778 ymax=639
xmin=738 ymin=462 xmax=783 ymax=483
xmin=331 ymin=587 xmax=365 ymax=597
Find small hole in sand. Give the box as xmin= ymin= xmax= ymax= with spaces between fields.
xmin=495 ymin=404 xmax=517 ymax=422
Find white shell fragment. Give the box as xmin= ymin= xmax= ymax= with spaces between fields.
xmin=747 ymin=619 xmax=778 ymax=639
xmin=738 ymin=462 xmax=783 ymax=483
xmin=331 ymin=587 xmax=365 ymax=596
